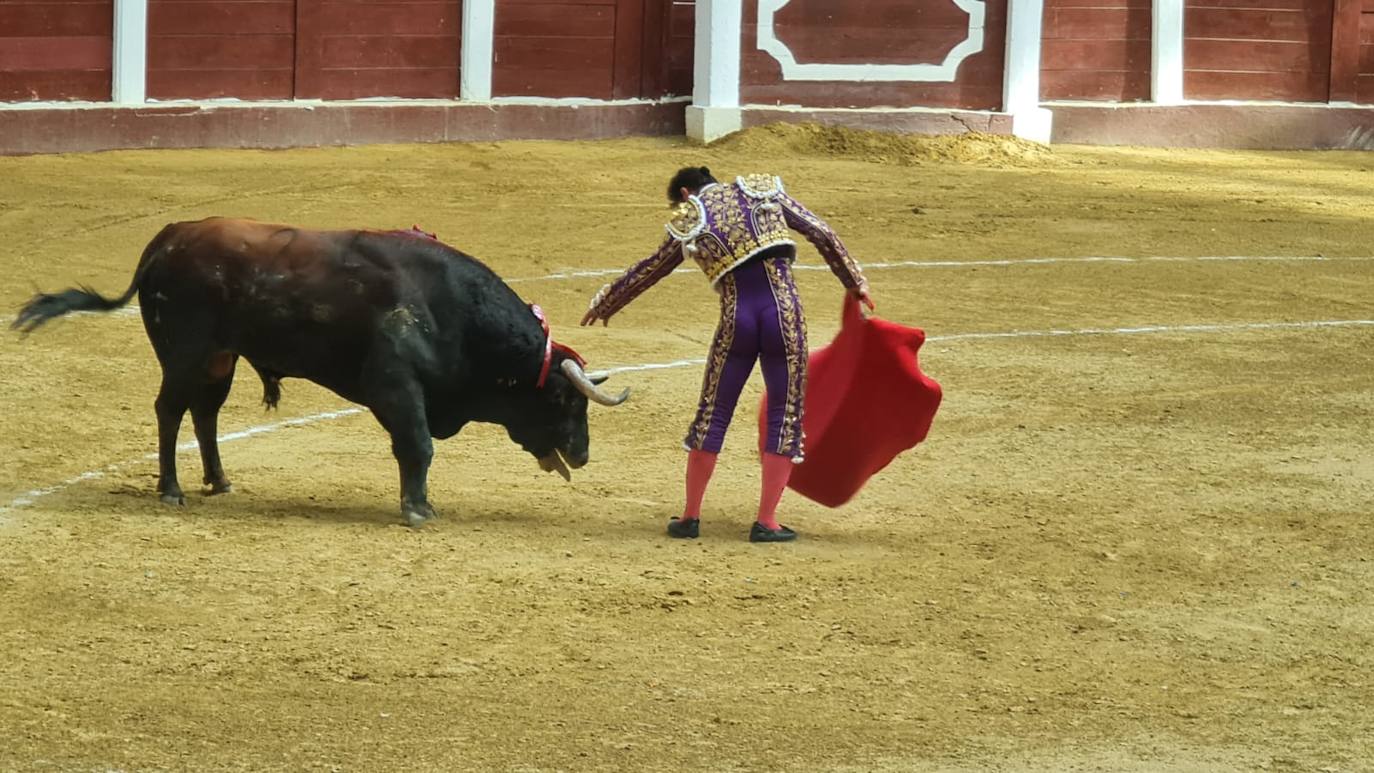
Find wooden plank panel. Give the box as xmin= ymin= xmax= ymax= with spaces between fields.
xmin=146 ymin=67 xmax=293 ymax=98
xmin=495 ymin=3 xmax=613 ymax=36
xmin=493 ymin=65 xmax=613 ymax=97
xmin=669 ymin=0 xmax=692 ymax=29
xmin=149 ymin=34 xmax=295 ymax=69
xmin=149 ymin=1 xmax=294 ymax=35
xmin=738 ymin=0 xmax=1006 ymax=110
xmin=639 ymin=0 xmax=666 ymax=97
xmin=1043 ymin=38 xmax=1151 ymax=70
xmin=1187 ymin=39 xmax=1330 ymax=71
xmin=1332 ymin=0 xmax=1361 ymax=99
xmin=1046 ymin=0 xmax=1150 ymax=9
xmin=495 ymin=35 xmax=614 ymax=70
xmin=0 ymin=36 xmax=111 ymax=71
xmin=741 ymin=50 xmax=1007 ymax=82
xmin=612 ymin=0 xmax=644 ymax=98
xmin=319 ymin=35 xmax=459 ymax=69
xmin=741 ymin=81 xmax=1004 ymax=110
xmin=1189 ymin=0 xmax=1321 ymax=9
xmin=0 ymin=70 xmax=110 ymax=101
xmin=1186 ymin=8 xmax=1329 ymax=41
xmin=306 ymin=67 xmax=459 ymax=98
xmin=1356 ymin=71 xmax=1374 ymax=101
xmin=1185 ymin=68 xmax=1328 ymax=99
xmin=492 ymin=0 xmax=627 ymax=99
xmin=1044 ymin=8 xmax=1152 ymax=39
xmin=313 ymin=1 xmax=459 ymax=34
xmin=0 ymin=3 xmax=111 ymax=36
xmin=1360 ymin=41 xmax=1374 ymax=69
xmin=776 ymin=1 xmax=986 ymax=28
xmin=641 ymin=0 xmax=693 ymax=98
xmin=294 ymin=0 xmax=325 ymax=97
xmin=1042 ymin=68 xmax=1151 ymax=100
xmin=295 ymin=0 xmax=460 ymax=99
xmin=752 ymin=25 xmax=980 ymax=65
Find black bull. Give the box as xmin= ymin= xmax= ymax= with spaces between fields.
xmin=12 ymin=218 xmax=629 ymax=526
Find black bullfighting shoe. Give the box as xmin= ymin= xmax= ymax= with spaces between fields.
xmin=667 ymin=517 xmax=700 ymax=539
xmin=749 ymin=523 xmax=797 ymax=543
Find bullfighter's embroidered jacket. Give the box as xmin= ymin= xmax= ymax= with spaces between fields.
xmin=587 ymin=175 xmax=865 ymax=318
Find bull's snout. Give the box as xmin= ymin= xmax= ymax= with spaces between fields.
xmin=565 ymin=450 xmax=589 ymax=469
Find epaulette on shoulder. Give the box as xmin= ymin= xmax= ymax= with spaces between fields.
xmin=665 ymin=198 xmax=706 ymax=241
xmin=737 ymin=174 xmax=785 ymax=200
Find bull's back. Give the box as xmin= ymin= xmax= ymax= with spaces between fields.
xmin=140 ymin=218 xmax=414 ymax=390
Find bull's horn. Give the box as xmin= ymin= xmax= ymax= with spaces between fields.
xmin=561 ymin=359 xmax=629 ymax=406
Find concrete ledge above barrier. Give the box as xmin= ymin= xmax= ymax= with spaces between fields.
xmin=1050 ymin=102 xmax=1374 ymax=149
xmin=0 ymin=100 xmax=688 ymax=156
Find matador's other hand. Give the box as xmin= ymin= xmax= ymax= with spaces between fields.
xmin=580 ymin=308 xmax=610 ymax=327
xmin=849 ymin=281 xmax=875 ymax=312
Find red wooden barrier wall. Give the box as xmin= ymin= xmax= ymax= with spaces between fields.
xmin=0 ymin=0 xmax=112 ymax=101
xmin=296 ymin=0 xmax=461 ymax=99
xmin=1041 ymin=0 xmax=1151 ymax=101
xmin=739 ymin=0 xmax=1007 ymax=110
xmin=1185 ymin=0 xmax=1333 ymax=101
xmin=640 ymin=0 xmax=693 ymax=98
xmin=148 ymin=0 xmax=461 ymax=101
xmin=492 ymin=0 xmax=690 ymax=99
xmin=493 ymin=0 xmax=634 ymax=98
xmin=148 ymin=0 xmax=295 ymax=99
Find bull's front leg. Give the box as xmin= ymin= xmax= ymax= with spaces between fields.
xmin=369 ymin=384 xmax=437 ymax=527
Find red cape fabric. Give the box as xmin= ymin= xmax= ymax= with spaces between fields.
xmin=761 ymin=296 xmax=942 ymax=507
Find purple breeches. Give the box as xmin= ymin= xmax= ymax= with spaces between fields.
xmin=684 ymin=255 xmax=808 ymax=460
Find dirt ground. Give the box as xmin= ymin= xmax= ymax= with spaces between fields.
xmin=1 ymin=126 xmax=1372 ymax=772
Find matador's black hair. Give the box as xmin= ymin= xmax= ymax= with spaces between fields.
xmin=667 ymin=166 xmax=718 ymax=203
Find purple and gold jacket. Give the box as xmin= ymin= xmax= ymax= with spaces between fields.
xmin=588 ymin=174 xmax=865 ymax=318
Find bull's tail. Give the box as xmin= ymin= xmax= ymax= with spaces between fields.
xmin=11 ymin=224 xmax=176 ymax=334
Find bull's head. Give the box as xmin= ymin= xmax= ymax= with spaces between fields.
xmin=504 ymin=356 xmax=628 ymax=480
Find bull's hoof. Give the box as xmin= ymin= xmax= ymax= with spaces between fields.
xmin=402 ymin=502 xmax=437 ymax=528
xmin=160 ymin=492 xmax=187 ymax=506
xmin=204 ymin=481 xmax=234 ymax=496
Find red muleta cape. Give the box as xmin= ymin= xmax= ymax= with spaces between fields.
xmin=761 ymin=296 xmax=942 ymax=507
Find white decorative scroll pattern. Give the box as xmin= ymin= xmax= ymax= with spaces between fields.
xmin=756 ymin=0 xmax=987 ymax=83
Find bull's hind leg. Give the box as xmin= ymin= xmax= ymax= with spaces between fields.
xmin=154 ymin=373 xmax=195 ymax=505
xmin=191 ymin=353 xmax=238 ymax=495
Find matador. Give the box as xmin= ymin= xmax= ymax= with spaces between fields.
xmin=581 ymin=166 xmax=872 ymax=542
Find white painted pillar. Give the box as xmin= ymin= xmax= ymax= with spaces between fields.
xmin=461 ymin=0 xmax=496 ymax=101
xmin=1152 ymin=0 xmax=1185 ymax=104
xmin=686 ymin=0 xmax=743 ymax=142
xmin=1002 ymin=0 xmax=1052 ymax=142
xmin=112 ymin=0 xmax=147 ymax=104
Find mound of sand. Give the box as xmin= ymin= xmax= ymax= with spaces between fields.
xmin=710 ymin=122 xmax=1054 ymax=168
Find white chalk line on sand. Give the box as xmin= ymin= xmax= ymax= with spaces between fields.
xmin=4 ymin=255 xmax=1370 ymax=328
xmin=3 ymin=317 xmax=1372 ymax=518
xmin=506 ymin=254 xmax=1374 ymax=283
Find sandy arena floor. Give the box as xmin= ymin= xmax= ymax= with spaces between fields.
xmin=1 ymin=126 xmax=1372 ymax=771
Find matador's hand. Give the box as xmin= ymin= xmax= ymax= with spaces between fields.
xmin=849 ymin=280 xmax=875 ymax=312
xmin=582 ymin=284 xmax=613 ymax=326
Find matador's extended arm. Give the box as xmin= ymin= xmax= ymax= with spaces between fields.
xmin=584 ymin=237 xmax=685 ymax=323
xmin=778 ymin=193 xmax=865 ymax=290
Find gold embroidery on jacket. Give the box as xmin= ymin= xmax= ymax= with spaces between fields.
xmin=667 ymin=182 xmax=796 ymax=286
